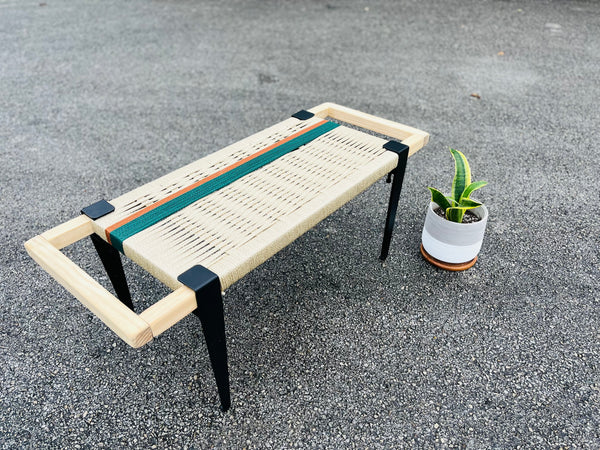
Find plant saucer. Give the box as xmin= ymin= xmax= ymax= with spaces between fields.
xmin=420 ymin=244 xmax=477 ymax=271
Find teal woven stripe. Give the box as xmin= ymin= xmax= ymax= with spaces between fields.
xmin=110 ymin=121 xmax=340 ymax=253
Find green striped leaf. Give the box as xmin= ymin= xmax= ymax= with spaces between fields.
xmin=446 ymin=206 xmax=468 ymax=223
xmin=460 ymin=180 xmax=488 ymax=201
xmin=446 ymin=199 xmax=482 ymax=223
xmin=450 ymin=148 xmax=471 ymax=203
xmin=428 ymin=187 xmax=451 ymax=211
xmin=458 ymin=198 xmax=482 ymax=208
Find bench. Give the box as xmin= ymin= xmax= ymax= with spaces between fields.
xmin=24 ymin=103 xmax=429 ymax=411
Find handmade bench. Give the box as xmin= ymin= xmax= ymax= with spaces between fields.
xmin=25 ymin=103 xmax=429 ymax=411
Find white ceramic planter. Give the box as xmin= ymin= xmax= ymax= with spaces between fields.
xmin=421 ymin=201 xmax=488 ymax=264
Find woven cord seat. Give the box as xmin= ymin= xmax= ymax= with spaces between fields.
xmin=25 ymin=103 xmax=429 ymax=411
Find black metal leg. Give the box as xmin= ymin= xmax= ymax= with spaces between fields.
xmin=380 ymin=143 xmax=410 ymax=261
xmin=90 ymin=234 xmax=135 ymax=311
xmin=178 ymin=265 xmax=231 ymax=412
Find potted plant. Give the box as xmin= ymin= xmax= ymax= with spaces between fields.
xmin=421 ymin=148 xmax=488 ymax=271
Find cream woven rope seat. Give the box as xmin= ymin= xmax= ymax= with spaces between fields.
xmin=25 ymin=103 xmax=429 ymax=411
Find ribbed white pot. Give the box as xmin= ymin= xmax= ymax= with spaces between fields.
xmin=421 ymin=201 xmax=488 ymax=263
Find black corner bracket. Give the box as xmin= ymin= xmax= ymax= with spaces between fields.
xmin=81 ymin=199 xmax=115 ymax=220
xmin=383 ymin=140 xmax=410 ymax=155
xmin=178 ymin=265 xmax=231 ymax=412
xmin=178 ymin=265 xmax=221 ymax=297
xmin=292 ymin=110 xmax=315 ymax=120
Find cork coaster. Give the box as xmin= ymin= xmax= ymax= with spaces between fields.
xmin=420 ymin=244 xmax=477 ymax=271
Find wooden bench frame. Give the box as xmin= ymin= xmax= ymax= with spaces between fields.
xmin=25 ymin=103 xmax=429 ymax=411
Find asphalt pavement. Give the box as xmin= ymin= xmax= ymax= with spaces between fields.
xmin=1 ymin=0 xmax=599 ymax=447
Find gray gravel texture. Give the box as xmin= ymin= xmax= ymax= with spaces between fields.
xmin=2 ymin=0 xmax=599 ymax=448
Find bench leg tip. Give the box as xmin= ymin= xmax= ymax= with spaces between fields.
xmin=220 ymin=399 xmax=231 ymax=412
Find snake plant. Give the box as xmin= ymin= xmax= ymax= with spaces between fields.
xmin=428 ymin=148 xmax=487 ymax=223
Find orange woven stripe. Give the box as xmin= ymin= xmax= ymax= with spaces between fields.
xmin=105 ymin=119 xmax=327 ymax=243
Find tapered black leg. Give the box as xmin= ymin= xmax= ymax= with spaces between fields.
xmin=90 ymin=234 xmax=134 ymax=311
xmin=178 ymin=265 xmax=231 ymax=412
xmin=380 ymin=141 xmax=410 ymax=261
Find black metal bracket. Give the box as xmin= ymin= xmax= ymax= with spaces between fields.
xmin=178 ymin=265 xmax=231 ymax=412
xmin=82 ymin=199 xmax=134 ymax=310
xmin=380 ymin=140 xmax=410 ymax=261
xmin=292 ymin=110 xmax=315 ymax=120
xmin=383 ymin=140 xmax=409 ymax=155
xmin=81 ymin=199 xmax=115 ymax=220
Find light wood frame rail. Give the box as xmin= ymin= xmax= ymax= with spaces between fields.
xmin=309 ymin=103 xmax=429 ymax=155
xmin=24 ymin=215 xmax=197 ymax=348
